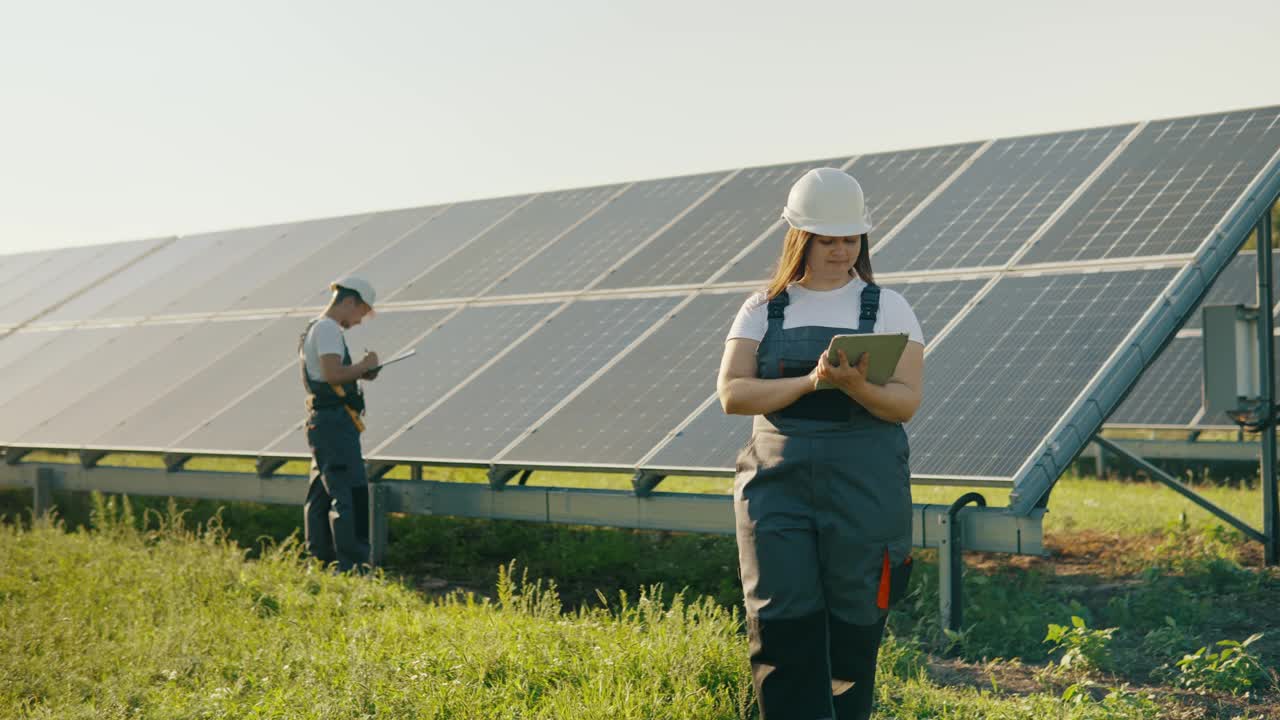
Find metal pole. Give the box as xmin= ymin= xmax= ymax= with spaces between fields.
xmin=33 ymin=467 xmax=54 ymax=519
xmin=1259 ymin=206 xmax=1278 ymax=566
xmin=368 ymin=483 xmax=389 ymax=568
xmin=939 ymin=492 xmax=986 ymax=632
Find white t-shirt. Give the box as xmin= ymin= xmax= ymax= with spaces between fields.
xmin=726 ymin=279 xmax=925 ymax=345
xmin=301 ymin=317 xmax=349 ymax=382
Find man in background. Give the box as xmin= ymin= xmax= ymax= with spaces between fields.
xmin=299 ymin=276 xmax=380 ymax=572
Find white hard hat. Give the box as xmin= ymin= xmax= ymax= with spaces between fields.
xmin=781 ymin=168 xmax=874 ymax=236
xmin=330 ymin=275 xmax=376 ymax=316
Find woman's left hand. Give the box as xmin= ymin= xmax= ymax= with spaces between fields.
xmin=814 ymin=348 xmax=869 ymax=396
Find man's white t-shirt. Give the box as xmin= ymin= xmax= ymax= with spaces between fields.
xmin=726 ymin=279 xmax=925 ymax=345
xmin=301 ymin=317 xmax=349 ymax=382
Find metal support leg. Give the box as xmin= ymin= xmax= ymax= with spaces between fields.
xmin=488 ymin=466 xmax=522 ymax=489
xmin=1094 ymin=441 xmax=1105 ymax=479
xmin=368 ymin=483 xmax=389 ymax=568
xmin=1094 ymin=435 xmax=1266 ymax=543
xmin=939 ymin=492 xmax=986 ymax=632
xmin=1258 ymin=207 xmax=1278 ymax=565
xmin=256 ymin=457 xmax=286 ymax=478
xmin=33 ymin=467 xmax=54 ymax=518
xmin=410 ymin=464 xmax=422 ymax=481
xmin=163 ymin=454 xmax=191 ymax=473
xmin=631 ymin=470 xmax=666 ymax=497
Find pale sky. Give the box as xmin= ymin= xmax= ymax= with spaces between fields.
xmin=1 ymin=0 xmax=1276 ymax=254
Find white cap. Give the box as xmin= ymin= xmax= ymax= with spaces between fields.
xmin=781 ymin=167 xmax=874 ymax=236
xmin=330 ymin=275 xmax=377 ymax=316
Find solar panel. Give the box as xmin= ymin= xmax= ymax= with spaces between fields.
xmin=596 ymin=158 xmax=848 ymax=290
xmin=0 ymin=238 xmax=166 ymax=326
xmin=0 ymin=249 xmax=60 ymax=289
xmin=0 ymin=246 xmax=103 ymax=323
xmin=86 ymin=226 xmax=285 ymax=321
xmin=0 ymin=327 xmax=66 ymax=375
xmin=486 ymin=173 xmax=727 ymax=297
xmin=37 ymin=237 xmax=223 ymax=324
xmin=719 ymin=142 xmax=983 ymax=283
xmin=0 ymin=326 xmax=132 ymax=419
xmin=19 ymin=319 xmax=265 ymax=446
xmin=159 ymin=215 xmax=364 ymax=316
xmin=358 ymin=196 xmax=529 ymax=305
xmin=1105 ymin=336 xmax=1204 ymax=427
xmin=907 ymin=267 xmax=1179 ymax=480
xmin=0 ymin=322 xmax=191 ymax=443
xmin=1019 ymin=107 xmax=1280 ymax=265
xmin=640 ymin=278 xmax=988 ymax=474
xmin=873 ymin=125 xmax=1135 ymax=273
xmin=173 ymin=308 xmax=447 ymax=454
xmin=496 ymin=292 xmax=743 ymax=468
xmin=389 ymin=187 xmax=622 ymax=302
xmin=376 ymin=296 xmax=680 ymax=462
xmin=226 ymin=207 xmax=440 ymax=312
xmin=92 ymin=317 xmax=307 ymax=450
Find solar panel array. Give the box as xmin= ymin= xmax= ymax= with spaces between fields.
xmin=2 ymin=105 xmax=1279 ymax=502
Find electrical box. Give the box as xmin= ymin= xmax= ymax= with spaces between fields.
xmin=1203 ymin=304 xmax=1261 ymax=419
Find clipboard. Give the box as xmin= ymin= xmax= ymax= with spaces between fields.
xmin=815 ymin=332 xmax=909 ymax=390
xmin=370 ymin=348 xmax=416 ymax=372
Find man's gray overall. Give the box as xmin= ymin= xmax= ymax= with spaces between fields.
xmin=300 ymin=320 xmax=370 ymax=572
xmin=734 ymin=284 xmax=913 ymax=720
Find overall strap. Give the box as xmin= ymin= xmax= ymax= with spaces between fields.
xmin=857 ymin=283 xmax=880 ymax=333
xmin=765 ymin=290 xmax=789 ymax=338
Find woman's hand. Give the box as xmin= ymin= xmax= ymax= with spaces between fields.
xmin=814 ymin=348 xmax=869 ymax=397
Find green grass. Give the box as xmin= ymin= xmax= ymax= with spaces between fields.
xmin=3 ymin=458 xmax=1278 ymax=717
xmin=4 ymin=501 xmax=1237 ymax=720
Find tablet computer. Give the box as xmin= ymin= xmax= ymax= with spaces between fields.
xmin=371 ymin=348 xmax=417 ymax=372
xmin=816 ymin=332 xmax=909 ymax=390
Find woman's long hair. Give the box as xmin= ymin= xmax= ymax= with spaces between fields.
xmin=764 ymin=228 xmax=875 ymax=300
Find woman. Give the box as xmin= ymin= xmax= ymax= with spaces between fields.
xmin=718 ymin=168 xmax=925 ymax=720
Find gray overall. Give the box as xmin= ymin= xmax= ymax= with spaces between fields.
xmin=300 ymin=320 xmax=370 ymax=573
xmin=734 ymin=284 xmax=913 ymax=720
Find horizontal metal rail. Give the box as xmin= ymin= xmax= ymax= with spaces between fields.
xmin=0 ymin=461 xmax=1043 ymax=555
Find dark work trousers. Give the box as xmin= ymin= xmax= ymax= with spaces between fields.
xmin=304 ymin=407 xmax=369 ymax=572
xmin=735 ymin=284 xmax=914 ymax=719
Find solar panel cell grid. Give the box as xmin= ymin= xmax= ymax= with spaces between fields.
xmin=906 ymin=268 xmax=1179 ymax=480
xmin=376 ymin=296 xmax=679 ymax=461
xmin=160 ymin=216 xmax=363 ymax=316
xmin=488 ymin=173 xmax=727 ymax=297
xmin=1019 ymin=108 xmax=1280 ymax=265
xmin=598 ymin=159 xmax=848 ymax=290
xmin=498 ymin=292 xmax=743 ymax=467
xmin=0 ymin=323 xmax=190 ymax=443
xmin=336 ymin=302 xmax=560 ymax=453
xmin=391 ymin=187 xmax=621 ymax=302
xmin=19 ymin=319 xmax=266 ymax=446
xmin=873 ymin=125 xmax=1135 ymax=273
xmin=93 ymin=318 xmax=306 ymax=450
xmin=94 ymin=226 xmax=283 ymax=320
xmin=231 ymin=207 xmax=438 ymax=312
xmin=359 ymin=196 xmax=529 ymax=303
xmin=1106 ymin=337 xmax=1204 ymax=426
